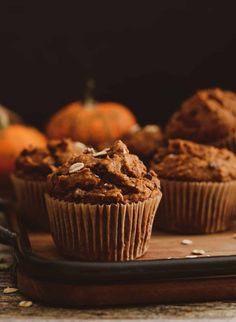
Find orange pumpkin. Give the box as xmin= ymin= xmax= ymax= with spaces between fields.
xmin=46 ymin=81 xmax=137 ymax=148
xmin=0 ymin=107 xmax=46 ymax=176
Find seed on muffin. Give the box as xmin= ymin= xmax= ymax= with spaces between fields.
xmin=93 ymin=148 xmax=110 ymax=157
xmin=69 ymin=162 xmax=85 ymax=173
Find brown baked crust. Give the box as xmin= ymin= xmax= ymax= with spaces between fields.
xmin=15 ymin=139 xmax=87 ymax=180
xmin=48 ymin=140 xmax=161 ymax=204
xmin=123 ymin=124 xmax=163 ymax=161
xmin=151 ymin=139 xmax=236 ymax=182
xmin=166 ymin=88 xmax=236 ymax=143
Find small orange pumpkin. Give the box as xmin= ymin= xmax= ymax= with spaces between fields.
xmin=0 ymin=107 xmax=46 ymax=176
xmin=46 ymin=81 xmax=137 ymax=148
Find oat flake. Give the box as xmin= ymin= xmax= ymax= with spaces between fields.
xmin=19 ymin=301 xmax=33 ymax=308
xmin=191 ymin=249 xmax=206 ymax=255
xmin=69 ymin=162 xmax=84 ymax=174
xmin=181 ymin=239 xmax=193 ymax=245
xmin=3 ymin=287 xmax=19 ymax=294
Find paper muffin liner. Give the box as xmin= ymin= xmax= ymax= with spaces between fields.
xmin=11 ymin=175 xmax=49 ymax=230
xmin=213 ymin=130 xmax=236 ymax=153
xmin=45 ymin=194 xmax=162 ymax=261
xmin=156 ymin=179 xmax=236 ymax=234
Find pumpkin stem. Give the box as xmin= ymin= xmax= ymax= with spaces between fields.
xmin=83 ymin=79 xmax=96 ymax=106
xmin=0 ymin=106 xmax=9 ymax=129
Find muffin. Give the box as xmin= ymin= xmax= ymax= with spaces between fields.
xmin=166 ymin=88 xmax=236 ymax=152
xmin=45 ymin=140 xmax=162 ymax=261
xmin=12 ymin=139 xmax=87 ymax=230
xmin=123 ymin=124 xmax=164 ymax=164
xmin=151 ymin=139 xmax=236 ymax=234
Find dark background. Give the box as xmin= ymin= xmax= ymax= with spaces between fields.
xmin=1 ymin=0 xmax=236 ymax=129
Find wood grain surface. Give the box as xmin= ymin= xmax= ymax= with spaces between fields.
xmin=3 ymin=266 xmax=236 ymax=321
xmin=29 ymin=224 xmax=236 ymax=261
xmin=2 ymin=212 xmax=236 ymax=320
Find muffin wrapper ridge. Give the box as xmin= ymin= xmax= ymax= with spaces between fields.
xmin=213 ymin=130 xmax=236 ymax=153
xmin=11 ymin=175 xmax=49 ymax=230
xmin=157 ymin=179 xmax=236 ymax=234
xmin=45 ymin=194 xmax=162 ymax=261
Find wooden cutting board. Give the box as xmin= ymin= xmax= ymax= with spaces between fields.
xmin=28 ymin=226 xmax=236 ymax=261
xmin=14 ymin=223 xmax=236 ymax=307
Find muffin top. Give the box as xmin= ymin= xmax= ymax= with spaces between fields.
xmin=48 ymin=140 xmax=161 ymax=204
xmin=151 ymin=139 xmax=236 ymax=182
xmin=15 ymin=139 xmax=87 ymax=180
xmin=166 ymin=88 xmax=236 ymax=143
xmin=123 ymin=124 xmax=163 ymax=161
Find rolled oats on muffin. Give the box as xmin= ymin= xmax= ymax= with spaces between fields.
xmin=166 ymin=88 xmax=236 ymax=152
xmin=12 ymin=138 xmax=87 ymax=230
xmin=123 ymin=124 xmax=164 ymax=164
xmin=46 ymin=140 xmax=162 ymax=261
xmin=151 ymin=139 xmax=236 ymax=234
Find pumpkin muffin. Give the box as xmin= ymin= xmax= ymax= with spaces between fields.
xmin=45 ymin=140 xmax=162 ymax=261
xmin=12 ymin=139 xmax=87 ymax=230
xmin=166 ymin=88 xmax=236 ymax=152
xmin=123 ymin=124 xmax=164 ymax=164
xmin=151 ymin=139 xmax=236 ymax=234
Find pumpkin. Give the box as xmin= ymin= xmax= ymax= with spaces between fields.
xmin=46 ymin=81 xmax=137 ymax=148
xmin=0 ymin=107 xmax=46 ymax=177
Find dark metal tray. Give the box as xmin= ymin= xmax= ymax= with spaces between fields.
xmin=1 ymin=199 xmax=236 ymax=306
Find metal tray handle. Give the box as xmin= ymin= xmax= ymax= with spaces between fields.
xmin=0 ymin=197 xmax=17 ymax=247
xmin=0 ymin=225 xmax=17 ymax=247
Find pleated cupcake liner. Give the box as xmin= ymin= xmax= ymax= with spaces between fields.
xmin=156 ymin=179 xmax=236 ymax=234
xmin=45 ymin=194 xmax=162 ymax=261
xmin=213 ymin=130 xmax=236 ymax=154
xmin=11 ymin=175 xmax=49 ymax=230
xmin=210 ymin=133 xmax=236 ymax=218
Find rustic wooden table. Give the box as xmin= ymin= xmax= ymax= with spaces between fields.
xmin=1 ymin=214 xmax=236 ymax=321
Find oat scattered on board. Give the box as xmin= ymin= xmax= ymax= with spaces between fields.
xmin=186 ymin=255 xmax=198 ymax=258
xmin=18 ymin=301 xmax=33 ymax=308
xmin=69 ymin=162 xmax=84 ymax=174
xmin=181 ymin=239 xmax=193 ymax=245
xmin=3 ymin=287 xmax=19 ymax=294
xmin=191 ymin=249 xmax=206 ymax=255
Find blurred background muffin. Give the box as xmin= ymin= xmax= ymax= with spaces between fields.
xmin=11 ymin=138 xmax=87 ymax=230
xmin=122 ymin=124 xmax=164 ymax=164
xmin=151 ymin=139 xmax=236 ymax=234
xmin=166 ymin=88 xmax=236 ymax=152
